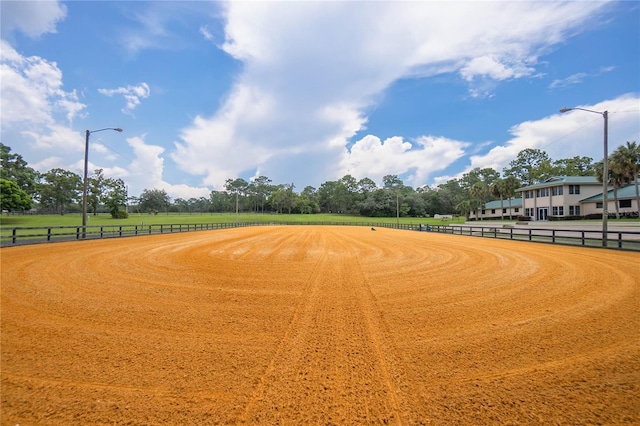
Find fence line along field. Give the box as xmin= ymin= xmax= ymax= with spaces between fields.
xmin=1 ymin=226 xmax=638 ymax=424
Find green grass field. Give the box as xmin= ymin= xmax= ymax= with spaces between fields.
xmin=0 ymin=212 xmax=465 ymax=229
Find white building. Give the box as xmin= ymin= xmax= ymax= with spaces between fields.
xmin=470 ymin=176 xmax=639 ymax=221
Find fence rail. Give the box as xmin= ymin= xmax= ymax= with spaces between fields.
xmin=1 ymin=222 xmax=639 ymax=251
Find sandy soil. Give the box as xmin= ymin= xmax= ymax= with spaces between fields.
xmin=1 ymin=226 xmax=638 ymax=425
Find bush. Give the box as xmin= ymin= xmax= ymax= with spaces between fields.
xmin=111 ymin=210 xmax=129 ymax=219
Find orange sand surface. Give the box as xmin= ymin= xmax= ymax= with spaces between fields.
xmin=1 ymin=226 xmax=639 ymax=425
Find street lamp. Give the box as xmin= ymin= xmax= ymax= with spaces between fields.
xmin=559 ymin=107 xmax=608 ymax=247
xmin=82 ymin=127 xmax=123 ymax=238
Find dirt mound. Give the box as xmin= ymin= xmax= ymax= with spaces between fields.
xmin=1 ymin=226 xmax=638 ymax=424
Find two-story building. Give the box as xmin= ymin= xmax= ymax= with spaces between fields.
xmin=515 ymin=176 xmax=604 ymax=221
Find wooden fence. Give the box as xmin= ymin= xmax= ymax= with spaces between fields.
xmin=1 ymin=222 xmax=639 ymax=251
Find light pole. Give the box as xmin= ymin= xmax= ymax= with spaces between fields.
xmin=559 ymin=107 xmax=608 ymax=247
xmin=82 ymin=127 xmax=123 ymax=238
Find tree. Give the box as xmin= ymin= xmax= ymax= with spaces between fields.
xmin=359 ymin=188 xmax=395 ymax=217
xmin=490 ymin=179 xmax=506 ymax=219
xmin=455 ymin=198 xmax=481 ymax=220
xmin=317 ymin=181 xmax=339 ymax=213
xmin=383 ymin=174 xmax=404 ymax=223
xmin=501 ymin=175 xmax=521 ymax=219
xmin=553 ymin=156 xmax=594 ymax=176
xmin=0 ymin=143 xmax=39 ymax=195
xmin=459 ymin=168 xmax=500 ymax=196
xmin=38 ymin=168 xmax=82 ymax=215
xmin=268 ymin=184 xmax=297 ymax=214
xmin=0 ymin=178 xmax=32 ymax=211
xmin=470 ymin=181 xmax=490 ymax=220
xmin=103 ymin=178 xmax=128 ymax=218
xmin=252 ymin=175 xmax=273 ymax=213
xmin=594 ymin=160 xmax=627 ymax=219
xmin=225 ymin=178 xmax=249 ymax=220
xmin=504 ymin=148 xmax=554 ymax=186
xmin=436 ymin=179 xmax=465 ymax=214
xmin=87 ymin=169 xmax=108 ymax=215
xmin=138 ymin=188 xmax=171 ymax=213
xmin=210 ymin=190 xmax=231 ymax=212
xmin=610 ymin=141 xmax=640 ymax=214
xmin=357 ymin=177 xmax=377 ymax=195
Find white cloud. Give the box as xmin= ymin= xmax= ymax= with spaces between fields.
xmin=0 ymin=40 xmax=86 ymax=128
xmin=460 ymin=55 xmax=536 ymax=82
xmin=1 ymin=1 xmax=67 ymax=39
xmin=341 ymin=135 xmax=469 ymax=187
xmin=0 ymin=40 xmax=87 ymax=159
xmin=549 ymin=66 xmax=616 ymax=89
xmin=124 ymin=135 xmax=210 ymax=200
xmin=200 ymin=25 xmax=214 ymax=42
xmin=439 ymin=93 xmax=640 ymax=182
xmin=173 ymin=1 xmax=612 ymax=189
xmin=98 ymin=83 xmax=150 ymax=115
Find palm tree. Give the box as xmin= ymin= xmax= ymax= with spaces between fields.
xmin=611 ymin=141 xmax=640 ymax=215
xmin=455 ymin=198 xmax=482 ymax=221
xmin=490 ymin=179 xmax=505 ymax=220
xmin=595 ymin=159 xmax=628 ymax=219
xmin=501 ymin=176 xmax=521 ymax=220
xmin=470 ymin=182 xmax=489 ymax=221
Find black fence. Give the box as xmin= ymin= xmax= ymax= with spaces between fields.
xmin=428 ymin=224 xmax=640 ymax=250
xmin=1 ymin=222 xmax=639 ymax=251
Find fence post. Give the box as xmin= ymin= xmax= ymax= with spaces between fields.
xmin=581 ymin=231 xmax=585 ymax=246
xmin=47 ymin=228 xmax=52 ymax=242
xmin=100 ymin=226 xmax=104 ymax=238
xmin=12 ymin=228 xmax=17 ymax=244
xmin=552 ymin=230 xmax=556 ymax=243
xmin=618 ymin=232 xmax=622 ymax=249
xmin=77 ymin=227 xmax=81 ymax=239
xmin=119 ymin=226 xmax=122 ymax=237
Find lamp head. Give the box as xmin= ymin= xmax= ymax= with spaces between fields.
xmin=559 ymin=108 xmax=572 ymax=113
xmin=114 ymin=128 xmax=123 ymax=132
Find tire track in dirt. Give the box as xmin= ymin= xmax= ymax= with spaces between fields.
xmin=240 ymin=228 xmax=403 ymax=424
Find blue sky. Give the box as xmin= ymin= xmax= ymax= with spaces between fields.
xmin=1 ymin=1 xmax=639 ymax=199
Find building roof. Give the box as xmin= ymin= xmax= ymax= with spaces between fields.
xmin=482 ymin=198 xmax=523 ymax=209
xmin=581 ymin=180 xmax=640 ymax=203
xmin=516 ymin=176 xmax=600 ymax=191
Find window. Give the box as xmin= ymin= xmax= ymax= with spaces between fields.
xmin=620 ymin=199 xmax=632 ymax=208
xmin=525 ymin=190 xmax=533 ymax=199
xmin=552 ymin=206 xmax=563 ymax=216
xmin=481 ymin=210 xmax=486 ymax=215
xmin=552 ymin=186 xmax=564 ymax=196
xmin=536 ymin=188 xmax=549 ymax=197
xmin=515 ymin=208 xmax=519 ymax=213
xmin=596 ymin=202 xmax=603 ymax=208
xmin=569 ymin=185 xmax=581 ymax=195
xmin=491 ymin=209 xmax=495 ymax=214
xmin=569 ymin=205 xmax=581 ymax=216
xmin=503 ymin=208 xmax=507 ymax=213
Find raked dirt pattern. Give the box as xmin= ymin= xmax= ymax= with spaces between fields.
xmin=1 ymin=226 xmax=638 ymax=425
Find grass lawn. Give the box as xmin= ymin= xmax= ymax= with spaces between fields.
xmin=0 ymin=212 xmax=465 ymax=230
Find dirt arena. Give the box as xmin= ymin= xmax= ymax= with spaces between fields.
xmin=1 ymin=226 xmax=638 ymax=425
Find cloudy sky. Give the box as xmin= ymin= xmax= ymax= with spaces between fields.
xmin=1 ymin=1 xmax=639 ymax=199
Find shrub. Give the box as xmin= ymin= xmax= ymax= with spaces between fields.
xmin=111 ymin=210 xmax=129 ymax=219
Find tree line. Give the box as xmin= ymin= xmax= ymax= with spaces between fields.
xmin=1 ymin=142 xmax=638 ymax=219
